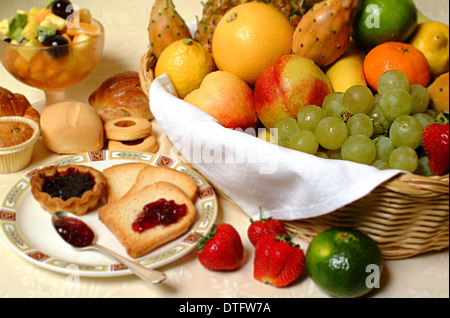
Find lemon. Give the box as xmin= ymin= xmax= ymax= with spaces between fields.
xmin=409 ymin=22 xmax=449 ymax=78
xmin=155 ymin=38 xmax=216 ymax=99
xmin=306 ymin=227 xmax=383 ymax=298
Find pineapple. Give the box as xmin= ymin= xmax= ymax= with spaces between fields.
xmin=194 ymin=0 xmax=322 ymax=52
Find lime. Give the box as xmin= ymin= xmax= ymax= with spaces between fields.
xmin=352 ymin=0 xmax=418 ymax=49
xmin=306 ymin=227 xmax=383 ymax=298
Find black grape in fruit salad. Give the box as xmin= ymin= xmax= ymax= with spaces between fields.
xmin=43 ymin=35 xmax=70 ymax=57
xmin=51 ymin=0 xmax=74 ymax=20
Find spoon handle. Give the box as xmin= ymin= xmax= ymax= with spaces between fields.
xmin=91 ymin=244 xmax=167 ymax=285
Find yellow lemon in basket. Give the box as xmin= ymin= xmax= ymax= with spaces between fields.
xmin=306 ymin=227 xmax=383 ymax=298
xmin=155 ymin=38 xmax=216 ymax=99
xmin=409 ymin=22 xmax=449 ymax=78
xmin=212 ymin=2 xmax=294 ymax=86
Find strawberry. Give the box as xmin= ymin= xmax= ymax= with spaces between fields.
xmin=248 ymin=209 xmax=287 ymax=247
xmin=196 ymin=223 xmax=244 ymax=271
xmin=253 ymin=234 xmax=305 ymax=287
xmin=422 ymin=122 xmax=449 ymax=176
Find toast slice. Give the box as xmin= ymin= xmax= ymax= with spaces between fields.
xmin=98 ymin=182 xmax=196 ymax=259
xmin=124 ymin=165 xmax=198 ymax=202
xmin=102 ymin=162 xmax=148 ymax=204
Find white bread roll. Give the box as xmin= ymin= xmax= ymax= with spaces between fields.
xmin=41 ymin=101 xmax=104 ymax=154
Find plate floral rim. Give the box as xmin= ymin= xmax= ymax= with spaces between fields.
xmin=0 ymin=150 xmax=218 ymax=278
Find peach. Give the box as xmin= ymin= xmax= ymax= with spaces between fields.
xmin=254 ymin=54 xmax=333 ymax=128
xmin=183 ymin=71 xmax=258 ymax=129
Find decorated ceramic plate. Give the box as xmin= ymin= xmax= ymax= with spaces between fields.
xmin=0 ymin=150 xmax=218 ymax=277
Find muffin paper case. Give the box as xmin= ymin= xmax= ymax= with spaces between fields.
xmin=149 ymin=74 xmax=402 ymax=220
xmin=0 ymin=116 xmax=40 ymax=174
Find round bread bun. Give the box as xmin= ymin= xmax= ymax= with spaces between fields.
xmin=104 ymin=116 xmax=152 ymax=141
xmin=41 ymin=101 xmax=104 ymax=154
xmin=108 ymin=134 xmax=159 ymax=153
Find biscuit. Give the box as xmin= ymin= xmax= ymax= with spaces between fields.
xmin=125 ymin=165 xmax=198 ymax=202
xmin=108 ymin=134 xmax=159 ymax=153
xmin=102 ymin=162 xmax=148 ymax=204
xmin=104 ymin=117 xmax=152 ymax=141
xmin=98 ymin=182 xmax=196 ymax=258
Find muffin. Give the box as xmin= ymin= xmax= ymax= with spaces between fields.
xmin=0 ymin=116 xmax=40 ymax=174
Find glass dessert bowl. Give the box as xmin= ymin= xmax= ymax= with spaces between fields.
xmin=0 ymin=18 xmax=104 ymax=108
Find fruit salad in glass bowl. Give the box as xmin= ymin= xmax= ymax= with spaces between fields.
xmin=0 ymin=0 xmax=105 ymax=108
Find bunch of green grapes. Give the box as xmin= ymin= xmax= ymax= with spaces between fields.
xmin=272 ymin=70 xmax=437 ymax=175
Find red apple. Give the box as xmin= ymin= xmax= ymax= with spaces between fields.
xmin=254 ymin=54 xmax=333 ymax=128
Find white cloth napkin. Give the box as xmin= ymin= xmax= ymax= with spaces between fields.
xmin=150 ymin=74 xmax=402 ymax=220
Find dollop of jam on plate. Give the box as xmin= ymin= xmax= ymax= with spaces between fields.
xmin=42 ymin=167 xmax=95 ymax=201
xmin=132 ymin=199 xmax=187 ymax=233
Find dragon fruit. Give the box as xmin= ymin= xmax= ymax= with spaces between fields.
xmin=148 ymin=0 xmax=192 ymax=59
xmin=292 ymin=0 xmax=360 ymax=68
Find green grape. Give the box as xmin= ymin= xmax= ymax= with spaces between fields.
xmin=379 ymin=88 xmax=413 ymax=121
xmin=373 ymin=136 xmax=395 ymax=162
xmin=372 ymin=159 xmax=390 ymax=170
xmin=377 ymin=70 xmax=410 ymax=94
xmin=322 ymin=92 xmax=350 ymax=119
xmin=414 ymin=156 xmax=435 ymax=176
xmin=315 ymin=117 xmax=348 ymax=150
xmin=414 ymin=113 xmax=435 ymax=129
xmin=315 ymin=152 xmax=329 ymax=159
xmin=288 ymin=130 xmax=319 ymax=155
xmin=297 ymin=105 xmax=327 ymax=132
xmin=347 ymin=113 xmax=374 ymax=137
xmin=389 ymin=146 xmax=419 ymax=173
xmin=341 ymin=135 xmax=376 ymax=165
xmin=389 ymin=115 xmax=423 ymax=149
xmin=424 ymin=108 xmax=439 ymax=120
xmin=369 ymin=103 xmax=392 ymax=136
xmin=410 ymin=84 xmax=430 ymax=115
xmin=327 ymin=148 xmax=342 ymax=160
xmin=274 ymin=117 xmax=300 ymax=147
xmin=342 ymin=85 xmax=374 ymax=114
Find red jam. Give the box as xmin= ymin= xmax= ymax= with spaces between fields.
xmin=54 ymin=217 xmax=94 ymax=248
xmin=122 ymin=138 xmax=144 ymax=146
xmin=132 ymin=199 xmax=187 ymax=234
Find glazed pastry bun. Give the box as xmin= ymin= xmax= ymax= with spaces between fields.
xmin=41 ymin=101 xmax=104 ymax=154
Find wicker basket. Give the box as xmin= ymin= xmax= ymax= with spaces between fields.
xmin=139 ymin=48 xmax=449 ymax=260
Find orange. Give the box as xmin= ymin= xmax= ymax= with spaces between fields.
xmin=66 ymin=23 xmax=101 ymax=37
xmin=364 ymin=41 xmax=431 ymax=92
xmin=212 ymin=2 xmax=294 ymax=86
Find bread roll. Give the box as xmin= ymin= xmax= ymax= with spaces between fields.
xmin=41 ymin=101 xmax=104 ymax=154
xmin=98 ymin=182 xmax=196 ymax=258
xmin=89 ymin=72 xmax=153 ymax=122
xmin=0 ymin=86 xmax=40 ymax=126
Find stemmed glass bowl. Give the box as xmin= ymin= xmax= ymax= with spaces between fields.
xmin=0 ymin=19 xmax=104 ymax=109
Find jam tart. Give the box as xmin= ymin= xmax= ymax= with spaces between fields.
xmin=30 ymin=165 xmax=107 ymax=215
